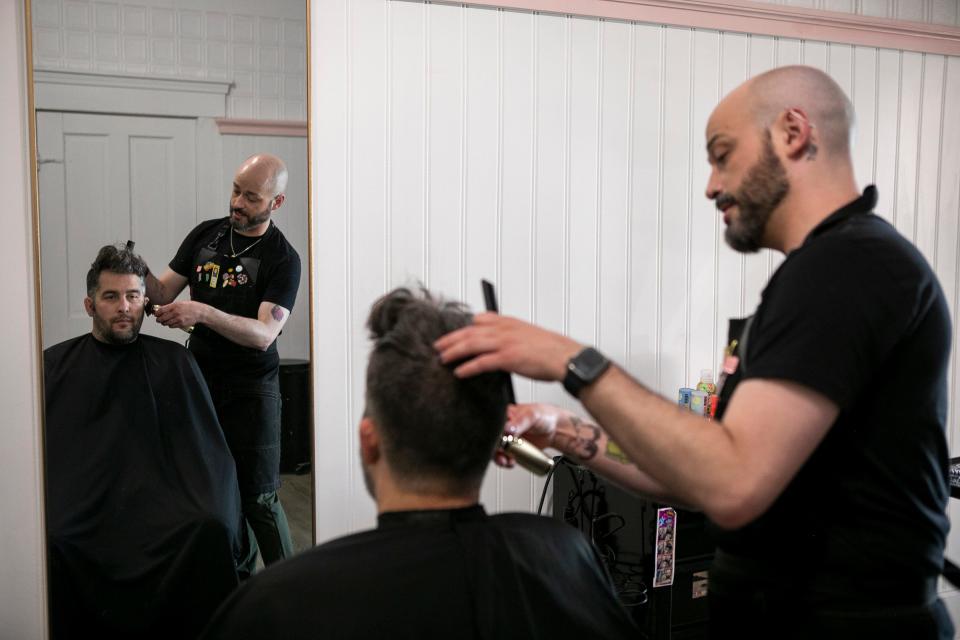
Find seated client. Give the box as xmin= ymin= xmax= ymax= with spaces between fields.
xmin=44 ymin=244 xmax=245 ymax=639
xmin=201 ymin=287 xmax=638 ymax=639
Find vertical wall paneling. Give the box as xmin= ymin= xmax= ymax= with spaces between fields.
xmin=916 ymin=55 xmax=947 ymax=261
xmin=566 ymin=18 xmax=601 ymax=354
xmin=851 ymin=46 xmax=879 ymax=187
xmin=895 ymin=51 xmax=923 ymax=240
xmin=597 ymin=19 xmax=631 ymax=378
xmin=875 ymin=48 xmax=901 ymax=221
xmin=312 ymin=0 xmax=351 ymax=543
xmin=659 ymin=26 xmax=693 ymax=394
xmin=427 ymin=3 xmax=464 ymax=297
xmin=497 ymin=9 xmax=536 ymax=511
xmin=689 ymin=29 xmax=721 ymax=380
xmin=347 ymin=0 xmax=387 ymax=532
xmin=311 ymin=5 xmax=960 ymax=592
xmin=389 ymin=0 xmax=426 ymax=286
xmin=627 ymin=23 xmax=663 ymax=386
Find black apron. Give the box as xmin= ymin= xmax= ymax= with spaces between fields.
xmin=188 ymin=223 xmax=282 ymax=495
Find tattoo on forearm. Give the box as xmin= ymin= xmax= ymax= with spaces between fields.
xmin=569 ymin=416 xmax=601 ymax=461
xmin=271 ymin=305 xmax=285 ymax=322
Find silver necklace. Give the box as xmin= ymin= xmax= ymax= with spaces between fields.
xmin=230 ymin=226 xmax=266 ymax=258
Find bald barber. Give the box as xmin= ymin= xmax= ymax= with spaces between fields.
xmin=437 ymin=66 xmax=953 ymax=638
xmin=147 ymin=153 xmax=301 ymax=572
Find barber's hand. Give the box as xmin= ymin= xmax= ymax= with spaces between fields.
xmin=434 ymin=313 xmax=582 ymax=381
xmin=496 ymin=402 xmax=602 ymax=467
xmin=153 ymin=301 xmax=205 ymax=329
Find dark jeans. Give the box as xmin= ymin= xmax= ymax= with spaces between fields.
xmin=235 ymin=491 xmax=294 ymax=578
xmin=204 ymin=371 xmax=294 ymax=573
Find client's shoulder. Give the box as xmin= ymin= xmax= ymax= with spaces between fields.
xmin=43 ymin=334 xmax=87 ymax=360
xmin=491 ymin=511 xmax=591 ymax=545
xmin=138 ymin=333 xmax=192 ymax=355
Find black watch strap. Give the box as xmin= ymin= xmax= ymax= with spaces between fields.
xmin=563 ymin=347 xmax=611 ymax=398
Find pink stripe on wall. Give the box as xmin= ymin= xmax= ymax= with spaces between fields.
xmin=461 ymin=0 xmax=960 ymax=56
xmin=215 ymin=118 xmax=308 ymax=137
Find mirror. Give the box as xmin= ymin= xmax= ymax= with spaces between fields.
xmin=27 ymin=0 xmax=312 ymax=633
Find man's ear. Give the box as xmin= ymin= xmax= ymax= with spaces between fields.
xmin=776 ymin=107 xmax=816 ymax=161
xmin=359 ymin=416 xmax=381 ymax=466
xmin=83 ymin=297 xmax=95 ymax=318
xmin=271 ymin=193 xmax=285 ymax=212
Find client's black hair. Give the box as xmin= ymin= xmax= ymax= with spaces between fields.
xmin=365 ymin=287 xmax=508 ymax=494
xmin=86 ymin=243 xmax=149 ymax=297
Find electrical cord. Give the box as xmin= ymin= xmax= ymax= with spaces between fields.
xmin=539 ymin=458 xmax=649 ymax=608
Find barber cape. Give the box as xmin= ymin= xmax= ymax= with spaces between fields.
xmin=44 ymin=333 xmax=243 ymax=639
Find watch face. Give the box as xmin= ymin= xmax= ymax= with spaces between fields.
xmin=573 ymin=347 xmax=609 ymax=379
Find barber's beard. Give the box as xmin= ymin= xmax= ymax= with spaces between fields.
xmin=92 ymin=308 xmax=144 ymax=345
xmin=722 ymin=133 xmax=790 ymax=254
xmin=230 ymin=204 xmax=272 ymax=232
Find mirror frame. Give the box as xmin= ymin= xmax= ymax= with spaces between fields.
xmin=21 ymin=0 xmax=317 ymax=623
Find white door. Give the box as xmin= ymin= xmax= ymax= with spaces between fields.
xmin=37 ymin=111 xmax=199 ymax=347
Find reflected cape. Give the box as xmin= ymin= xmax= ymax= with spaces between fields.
xmin=44 ymin=333 xmax=243 ymax=639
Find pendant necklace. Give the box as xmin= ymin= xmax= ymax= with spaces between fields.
xmin=230 ymin=226 xmax=266 ymax=258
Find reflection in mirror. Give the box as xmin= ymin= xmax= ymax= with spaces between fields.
xmin=30 ymin=0 xmax=311 ymax=635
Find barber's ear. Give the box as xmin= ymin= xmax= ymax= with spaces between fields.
xmin=83 ymin=297 xmax=94 ymax=317
xmin=778 ymin=107 xmax=816 ymax=160
xmin=359 ymin=416 xmax=381 ymax=465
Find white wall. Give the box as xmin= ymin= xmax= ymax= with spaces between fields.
xmin=772 ymin=0 xmax=960 ymax=26
xmin=310 ymin=0 xmax=960 ymax=610
xmin=1 ymin=0 xmax=48 ymax=636
xmin=30 ymin=0 xmax=307 ymax=120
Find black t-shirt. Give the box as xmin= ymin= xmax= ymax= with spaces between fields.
xmin=200 ymin=506 xmax=638 ymax=640
xmin=712 ymin=187 xmax=951 ymax=607
xmin=170 ymin=218 xmax=301 ymax=379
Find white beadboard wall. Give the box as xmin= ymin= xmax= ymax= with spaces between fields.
xmin=30 ymin=0 xmax=307 ymax=119
xmin=312 ymin=0 xmax=960 ymax=578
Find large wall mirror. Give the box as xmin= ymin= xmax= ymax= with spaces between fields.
xmin=27 ymin=0 xmax=312 ymax=633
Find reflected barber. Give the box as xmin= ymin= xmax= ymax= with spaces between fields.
xmin=146 ymin=152 xmax=302 ymax=574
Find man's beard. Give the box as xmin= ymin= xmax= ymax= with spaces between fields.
xmin=92 ymin=308 xmax=144 ymax=345
xmin=230 ymin=204 xmax=272 ymax=232
xmin=719 ymin=131 xmax=790 ymax=253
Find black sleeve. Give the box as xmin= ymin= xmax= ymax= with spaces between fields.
xmin=262 ymin=250 xmax=301 ymax=312
xmin=743 ymin=230 xmax=930 ymax=409
xmin=169 ymin=220 xmax=222 ymax=277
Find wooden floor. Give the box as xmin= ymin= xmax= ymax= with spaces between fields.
xmin=253 ymin=472 xmax=313 ymax=572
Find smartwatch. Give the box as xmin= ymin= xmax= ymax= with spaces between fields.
xmin=562 ymin=347 xmax=611 ymax=398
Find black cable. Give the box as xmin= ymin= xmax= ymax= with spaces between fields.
xmin=554 ymin=462 xmax=649 ymax=609
xmin=536 ymin=455 xmax=565 ymax=515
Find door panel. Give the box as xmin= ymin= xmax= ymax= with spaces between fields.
xmin=38 ymin=111 xmax=198 ymax=347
